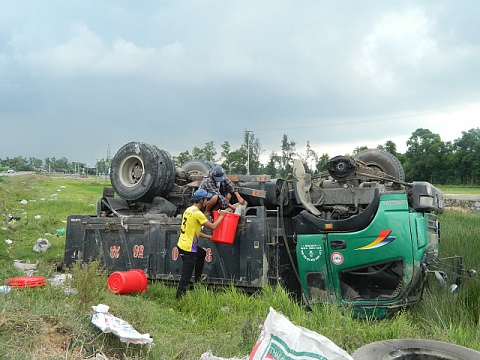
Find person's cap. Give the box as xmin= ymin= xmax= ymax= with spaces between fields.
xmin=212 ymin=165 xmax=226 ymax=182
xmin=193 ymin=188 xmax=213 ymax=201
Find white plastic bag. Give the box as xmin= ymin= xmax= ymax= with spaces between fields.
xmin=91 ymin=304 xmax=153 ymax=345
xmin=234 ymin=201 xmax=248 ymax=215
xmin=249 ymin=307 xmax=353 ymax=360
xmin=33 ymin=238 xmax=51 ymax=252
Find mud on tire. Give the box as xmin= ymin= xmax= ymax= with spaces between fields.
xmin=354 ymin=149 xmax=405 ymax=181
xmin=180 ymin=159 xmax=213 ymax=181
xmin=110 ymin=142 xmax=176 ymax=202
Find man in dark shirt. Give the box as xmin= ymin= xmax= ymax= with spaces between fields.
xmin=200 ymin=165 xmax=245 ymax=219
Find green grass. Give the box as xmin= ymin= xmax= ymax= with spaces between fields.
xmin=439 ymin=185 xmax=480 ymax=195
xmin=1 ymin=174 xmax=480 ymax=359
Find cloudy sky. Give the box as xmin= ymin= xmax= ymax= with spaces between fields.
xmin=1 ymin=1 xmax=479 ymax=166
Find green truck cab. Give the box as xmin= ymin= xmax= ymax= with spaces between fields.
xmin=295 ymin=182 xmax=443 ymax=317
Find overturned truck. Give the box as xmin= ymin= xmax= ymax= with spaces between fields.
xmin=65 ymin=141 xmax=468 ymax=317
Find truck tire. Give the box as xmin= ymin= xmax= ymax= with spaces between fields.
xmin=181 ymin=159 xmax=213 ymax=180
xmin=354 ymin=149 xmax=405 ymax=181
xmin=352 ymin=339 xmax=480 ymax=360
xmin=110 ymin=142 xmax=175 ymax=202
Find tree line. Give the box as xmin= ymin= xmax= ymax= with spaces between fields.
xmin=1 ymin=127 xmax=479 ymax=185
xmin=174 ymin=127 xmax=480 ymax=185
xmin=0 ymin=156 xmax=110 ymax=177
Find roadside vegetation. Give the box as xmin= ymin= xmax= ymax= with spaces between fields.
xmin=2 ymin=126 xmax=480 ymax=187
xmin=1 ymin=174 xmax=479 ymax=359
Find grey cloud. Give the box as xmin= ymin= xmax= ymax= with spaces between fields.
xmin=1 ymin=1 xmax=480 ymax=164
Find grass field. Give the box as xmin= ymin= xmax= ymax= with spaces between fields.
xmin=439 ymin=185 xmax=480 ymax=195
xmin=1 ymin=174 xmax=479 ymax=359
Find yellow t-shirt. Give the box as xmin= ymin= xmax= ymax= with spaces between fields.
xmin=177 ymin=205 xmax=208 ymax=252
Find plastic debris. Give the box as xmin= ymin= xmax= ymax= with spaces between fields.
xmin=33 ymin=238 xmax=51 ymax=252
xmin=200 ymin=351 xmax=248 ymax=360
xmin=234 ymin=201 xmax=248 ymax=216
xmin=56 ymin=228 xmax=66 ymax=234
xmin=34 ymin=215 xmax=41 ymax=219
xmin=13 ymin=260 xmax=39 ymax=273
xmin=19 ymin=199 xmax=28 ymax=205
xmin=47 ymin=274 xmax=77 ymax=295
xmin=0 ymin=286 xmax=11 ymax=294
xmin=91 ymin=304 xmax=153 ymax=345
xmin=47 ymin=273 xmax=72 ymax=286
xmin=64 ymin=287 xmax=78 ymax=295
xmin=5 ymin=239 xmax=12 ymax=245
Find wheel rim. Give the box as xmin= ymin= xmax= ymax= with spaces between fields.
xmin=119 ymin=155 xmax=144 ymax=187
xmin=383 ymin=348 xmax=463 ymax=359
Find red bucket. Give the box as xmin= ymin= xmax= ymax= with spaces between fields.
xmin=108 ymin=269 xmax=147 ymax=295
xmin=212 ymin=212 xmax=241 ymax=244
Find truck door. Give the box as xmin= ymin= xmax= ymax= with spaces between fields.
xmin=296 ymin=234 xmax=335 ymax=302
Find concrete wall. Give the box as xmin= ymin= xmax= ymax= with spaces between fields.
xmin=444 ymin=195 xmax=480 ymax=211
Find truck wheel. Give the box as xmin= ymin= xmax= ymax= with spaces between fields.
xmin=353 ymin=149 xmax=405 ymax=181
xmin=181 ymin=159 xmax=213 ymax=180
xmin=352 ymin=339 xmax=480 ymax=360
xmin=110 ymin=142 xmax=175 ymax=202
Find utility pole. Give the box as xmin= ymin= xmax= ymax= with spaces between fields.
xmin=245 ymin=130 xmax=253 ymax=175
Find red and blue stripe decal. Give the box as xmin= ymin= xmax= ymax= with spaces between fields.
xmin=355 ymin=230 xmax=396 ymax=250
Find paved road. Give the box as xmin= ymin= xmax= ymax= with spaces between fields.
xmin=0 ymin=171 xmax=34 ymax=176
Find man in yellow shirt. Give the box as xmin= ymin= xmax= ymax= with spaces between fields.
xmin=176 ymin=188 xmax=226 ymax=299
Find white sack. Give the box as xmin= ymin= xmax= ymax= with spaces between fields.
xmin=249 ymin=307 xmax=353 ymax=360
xmin=91 ymin=304 xmax=153 ymax=345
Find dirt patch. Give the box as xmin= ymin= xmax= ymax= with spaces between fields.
xmin=31 ymin=319 xmax=84 ymax=359
xmin=34 ymin=332 xmax=72 ymax=359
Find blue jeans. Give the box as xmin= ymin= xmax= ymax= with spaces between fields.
xmin=176 ymin=247 xmax=207 ymax=299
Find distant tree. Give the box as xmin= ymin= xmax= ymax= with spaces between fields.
xmin=315 ymin=153 xmax=330 ymax=173
xmin=202 ymin=141 xmax=217 ymax=163
xmin=264 ymin=152 xmax=282 ymax=177
xmin=384 ymin=140 xmax=398 ymax=157
xmin=191 ymin=141 xmax=217 ymax=163
xmin=280 ymin=134 xmax=296 ymax=177
xmin=52 ymin=157 xmax=69 ymax=173
xmin=452 ymin=128 xmax=480 ymax=185
xmin=404 ymin=128 xmax=449 ymax=183
xmin=44 ymin=157 xmax=53 ymax=172
xmin=352 ymin=146 xmax=368 ymax=154
xmin=223 ymin=149 xmax=246 ymax=174
xmin=243 ymin=132 xmax=262 ymax=174
xmin=220 ymin=141 xmax=231 ymax=162
xmin=299 ymin=141 xmax=318 ymax=173
xmin=174 ymin=150 xmax=192 ymax=167
xmin=29 ymin=157 xmax=43 ymax=170
xmin=95 ymin=158 xmax=110 ymax=176
xmin=8 ymin=156 xmax=28 ymax=170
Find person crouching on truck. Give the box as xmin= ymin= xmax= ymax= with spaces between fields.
xmin=176 ymin=188 xmax=226 ymax=299
xmin=200 ymin=165 xmax=245 ymax=220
